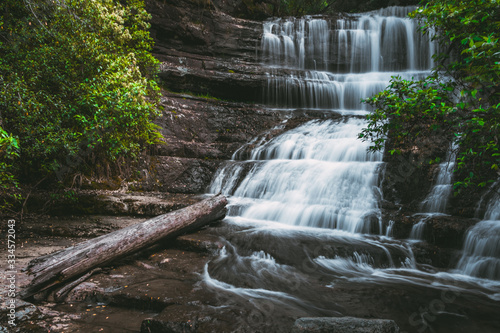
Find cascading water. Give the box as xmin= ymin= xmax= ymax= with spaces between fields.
xmin=409 ymin=145 xmax=458 ymax=240
xmin=211 ymin=118 xmax=384 ymax=233
xmin=408 ymin=218 xmax=427 ymax=240
xmin=456 ymin=189 xmax=500 ymax=280
xmin=213 ymin=6 xmax=435 ymax=234
xmin=420 ymin=145 xmax=457 ymax=214
xmin=261 ymin=6 xmax=434 ymax=72
xmin=203 ymin=7 xmax=500 ymax=332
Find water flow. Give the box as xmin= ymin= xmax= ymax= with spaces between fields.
xmin=409 ymin=146 xmax=458 ymax=240
xmin=200 ymin=8 xmax=500 ymax=331
xmin=211 ymin=118 xmax=384 ymax=233
xmin=420 ymin=145 xmax=457 ymax=213
xmin=261 ymin=6 xmax=434 ymax=72
xmin=408 ymin=218 xmax=427 ymax=240
xmin=262 ymin=8 xmax=434 ymax=109
xmin=456 ymin=189 xmax=500 ymax=280
xmin=214 ymin=7 xmax=437 ymax=234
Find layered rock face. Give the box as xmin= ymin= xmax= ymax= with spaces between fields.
xmin=147 ymin=0 xmax=266 ymax=100
xmin=141 ymin=0 xmax=449 ymax=213
xmin=141 ymin=0 xmax=274 ymax=193
xmin=140 ymin=0 xmax=324 ymax=194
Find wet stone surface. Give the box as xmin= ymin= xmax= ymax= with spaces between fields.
xmin=2 ymin=211 xmax=500 ymax=333
xmin=0 ymin=209 xmax=222 ymax=333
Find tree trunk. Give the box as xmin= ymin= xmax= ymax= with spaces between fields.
xmin=21 ymin=194 xmax=227 ymax=299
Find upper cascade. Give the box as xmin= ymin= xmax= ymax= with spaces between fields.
xmin=261 ymin=6 xmax=436 ymax=73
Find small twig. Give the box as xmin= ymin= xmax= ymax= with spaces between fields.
xmin=20 ymin=176 xmax=47 ymax=222
xmin=22 ymin=0 xmax=49 ymax=32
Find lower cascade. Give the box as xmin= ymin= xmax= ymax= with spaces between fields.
xmin=420 ymin=144 xmax=457 ymax=214
xmin=409 ymin=145 xmax=458 ymax=240
xmin=203 ymin=6 xmax=500 ymax=332
xmin=456 ymin=191 xmax=500 ymax=280
xmin=210 ymin=118 xmax=384 ymax=233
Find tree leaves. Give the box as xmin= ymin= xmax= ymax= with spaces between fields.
xmin=0 ymin=0 xmax=161 ymax=184
xmin=362 ymin=0 xmax=500 ymax=194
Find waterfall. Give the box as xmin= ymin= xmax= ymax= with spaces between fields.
xmin=456 ymin=189 xmax=500 ymax=280
xmin=408 ymin=218 xmax=426 ymax=240
xmin=261 ymin=10 xmax=433 ymax=109
xmin=261 ymin=6 xmax=434 ymax=73
xmin=409 ymin=145 xmax=458 ymax=240
xmin=212 ymin=7 xmax=436 ymax=235
xmin=420 ymin=145 xmax=457 ymax=214
xmin=211 ymin=118 xmax=384 ymax=233
xmin=202 ymin=8 xmax=500 ymax=332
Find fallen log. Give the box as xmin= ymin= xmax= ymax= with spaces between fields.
xmin=21 ymin=194 xmax=227 ymax=299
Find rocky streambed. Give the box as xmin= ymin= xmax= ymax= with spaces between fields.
xmin=0 ymin=194 xmax=220 ymax=333
xmin=2 ymin=194 xmax=498 ymax=333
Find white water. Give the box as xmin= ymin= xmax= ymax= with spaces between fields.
xmin=409 ymin=218 xmax=426 ymax=240
xmin=409 ymin=145 xmax=458 ymax=241
xmin=420 ymin=145 xmax=457 ymax=214
xmin=261 ymin=6 xmax=434 ymax=72
xmin=211 ymin=118 xmax=384 ymax=233
xmin=261 ymin=8 xmax=433 ymax=108
xmin=212 ymin=8 xmax=438 ymax=234
xmin=456 ymin=190 xmax=500 ymax=280
xmin=264 ymin=70 xmax=429 ymax=109
xmin=203 ymin=7 xmax=500 ymax=331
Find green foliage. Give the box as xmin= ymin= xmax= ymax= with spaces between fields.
xmin=360 ymin=0 xmax=500 ymax=194
xmin=278 ymin=0 xmax=330 ymax=16
xmin=0 ymin=126 xmax=19 ymax=189
xmin=273 ymin=0 xmax=420 ymax=16
xmin=360 ymin=75 xmax=456 ymax=155
xmin=0 ymin=126 xmax=21 ymax=210
xmin=0 ymin=0 xmax=162 ymax=187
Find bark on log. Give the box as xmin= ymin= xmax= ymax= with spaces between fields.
xmin=21 ymin=194 xmax=227 ymax=299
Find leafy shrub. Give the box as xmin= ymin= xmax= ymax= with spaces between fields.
xmin=360 ymin=0 xmax=500 ymax=194
xmin=0 ymin=0 xmax=162 ymax=187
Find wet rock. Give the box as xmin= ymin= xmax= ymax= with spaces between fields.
xmin=174 ymin=231 xmax=224 ymax=252
xmin=363 ymin=213 xmax=381 ymax=234
xmin=152 ymin=156 xmax=220 ymax=194
xmin=211 ymin=0 xmax=274 ymax=20
xmin=75 ymin=192 xmax=200 ymax=216
xmin=145 ymin=0 xmax=261 ymax=62
xmin=450 ymin=180 xmax=500 ymax=218
xmin=411 ymin=242 xmax=461 ymax=269
xmin=26 ymin=191 xmax=201 ymax=216
xmin=387 ymin=213 xmax=478 ymax=249
xmin=0 ymin=300 xmax=46 ymax=333
xmin=382 ymin=211 xmax=479 ymax=268
xmin=381 ymin=131 xmax=450 ymax=208
xmin=140 ymin=317 xmax=197 ymax=333
xmin=63 ymin=282 xmax=106 ymax=303
xmin=51 ymin=228 xmax=220 ymax=311
xmin=158 ymin=59 xmax=266 ymax=102
xmin=129 ymin=92 xmax=314 ymax=194
xmin=291 ymin=317 xmax=400 ymax=333
xmin=154 ymin=91 xmax=288 ymax=159
xmin=422 ymin=215 xmax=479 ymax=248
xmin=386 ymin=212 xmax=417 ymax=240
